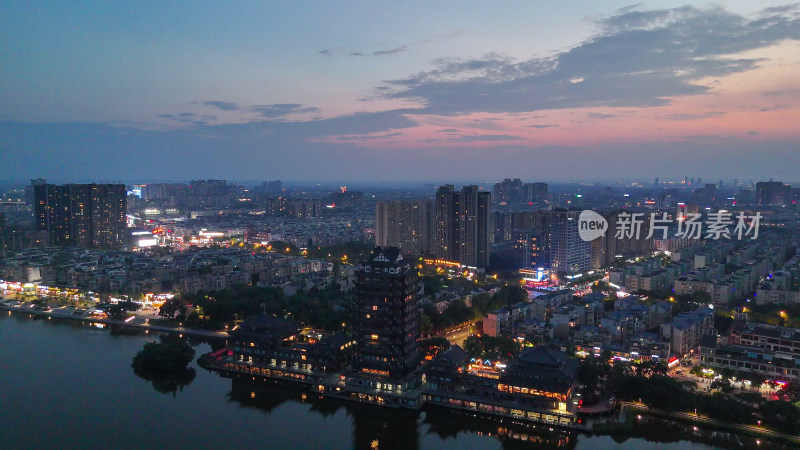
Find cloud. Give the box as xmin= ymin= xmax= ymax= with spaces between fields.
xmin=6 ymin=120 xmax=799 ymax=183
xmin=526 ymin=124 xmax=559 ymax=128
xmin=378 ymin=5 xmax=800 ymax=115
xmin=203 ymin=101 xmax=239 ymax=111
xmin=450 ymin=134 xmax=522 ymax=142
xmin=665 ymin=111 xmax=726 ymax=120
xmin=320 ymin=29 xmax=462 ymax=58
xmin=158 ymin=112 xmax=216 ymax=125
xmin=435 ymin=128 xmax=459 ymax=133
xmin=759 ymin=104 xmax=790 ymax=111
xmin=318 ymin=47 xmax=344 ymax=56
xmin=373 ymin=45 xmax=409 ymax=56
xmin=588 ymin=113 xmax=615 ymax=119
xmin=250 ymin=104 xmax=321 ymax=118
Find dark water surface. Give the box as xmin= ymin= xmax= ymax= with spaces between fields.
xmin=0 ymin=311 xmax=781 ymax=449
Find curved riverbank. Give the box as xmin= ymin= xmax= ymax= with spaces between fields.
xmin=0 ymin=299 xmax=228 ymax=340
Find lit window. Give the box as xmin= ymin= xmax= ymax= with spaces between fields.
xmin=371 ymin=334 xmax=379 ymax=340
xmin=372 ymin=305 xmax=378 ymax=311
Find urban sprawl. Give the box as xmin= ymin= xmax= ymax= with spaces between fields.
xmin=1 ymin=177 xmax=799 ymax=438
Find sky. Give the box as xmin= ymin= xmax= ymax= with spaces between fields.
xmin=1 ymin=1 xmax=799 ymax=184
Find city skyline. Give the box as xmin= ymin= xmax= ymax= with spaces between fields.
xmin=2 ymin=2 xmax=799 ymax=182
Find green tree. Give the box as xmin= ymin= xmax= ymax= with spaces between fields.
xmin=420 ymin=314 xmax=434 ymax=336
xmin=132 ymin=335 xmax=195 ymax=373
xmin=109 ymin=300 xmax=139 ymax=320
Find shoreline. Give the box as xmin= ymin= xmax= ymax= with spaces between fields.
xmin=0 ymin=300 xmax=229 ymax=341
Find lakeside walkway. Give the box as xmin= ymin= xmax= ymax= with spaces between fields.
xmin=619 ymin=401 xmax=800 ymax=445
xmin=0 ymin=300 xmax=229 ymax=340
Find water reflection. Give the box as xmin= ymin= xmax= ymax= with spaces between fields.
xmin=422 ymin=406 xmax=578 ymax=449
xmin=229 ymin=379 xmax=421 ymax=449
xmin=227 ymin=379 xmax=580 ymax=450
xmin=618 ymin=414 xmax=792 ymax=449
xmin=134 ymin=366 xmax=197 ymax=395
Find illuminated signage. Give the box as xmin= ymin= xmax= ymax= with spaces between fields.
xmin=137 ymin=238 xmax=158 ymax=247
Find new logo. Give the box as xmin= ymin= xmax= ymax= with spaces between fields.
xmin=578 ymin=210 xmax=608 ymax=241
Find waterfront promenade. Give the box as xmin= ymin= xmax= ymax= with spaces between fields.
xmin=619 ymin=401 xmax=800 ymax=445
xmin=0 ymin=299 xmax=229 ymax=340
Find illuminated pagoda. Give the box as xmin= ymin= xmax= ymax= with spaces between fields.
xmin=344 ymin=247 xmax=422 ymax=404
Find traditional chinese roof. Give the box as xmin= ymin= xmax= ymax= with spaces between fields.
xmin=436 ymin=345 xmax=469 ymax=366
xmin=368 ymin=246 xmax=403 ymax=264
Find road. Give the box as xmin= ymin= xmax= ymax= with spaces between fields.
xmin=441 ymin=324 xmax=475 ymax=347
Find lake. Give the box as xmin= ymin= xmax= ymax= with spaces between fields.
xmin=0 ymin=310 xmax=782 ymax=449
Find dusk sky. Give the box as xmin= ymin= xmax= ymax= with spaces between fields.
xmin=1 ymin=1 xmax=799 ymax=184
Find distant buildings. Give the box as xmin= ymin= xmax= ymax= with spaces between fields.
xmin=433 ymin=185 xmax=491 ymax=268
xmin=590 ymin=212 xmax=617 ymax=269
xmin=756 ymin=180 xmax=788 ymax=205
xmin=263 ymin=180 xmax=283 ymax=194
xmin=188 ymin=179 xmax=235 ymax=208
xmin=375 ymin=200 xmax=432 ymax=255
xmin=493 ymin=179 xmax=547 ymax=205
xmin=33 ymin=181 xmax=127 ymax=249
xmin=522 ymin=182 xmax=548 ymax=203
xmin=493 ymin=178 xmax=521 ymax=205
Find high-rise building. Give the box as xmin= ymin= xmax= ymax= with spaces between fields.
xmin=434 ymin=185 xmax=458 ymax=261
xmin=354 ymin=247 xmax=421 ymax=378
xmin=521 ymin=182 xmax=548 ymax=203
xmin=550 ymin=210 xmax=591 ymax=274
xmin=33 ymin=182 xmax=126 ymax=249
xmin=433 ymin=185 xmax=490 ymax=268
xmin=517 ymin=229 xmax=547 ymax=270
xmin=591 ymin=212 xmax=617 ymax=269
xmin=756 ymin=181 xmax=787 ymax=205
xmin=188 ymin=179 xmax=232 ymax=208
xmin=263 ymin=180 xmax=282 ymax=193
xmin=375 ymin=200 xmax=432 ymax=255
xmin=493 ymin=178 xmax=522 ymax=204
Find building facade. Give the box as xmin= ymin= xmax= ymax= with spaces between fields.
xmin=433 ymin=185 xmax=491 ymax=268
xmin=353 ymin=247 xmax=421 ymax=379
xmin=34 ymin=182 xmax=127 ymax=249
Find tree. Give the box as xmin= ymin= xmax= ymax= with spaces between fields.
xmin=711 ymin=377 xmax=734 ymax=393
xmin=463 ymin=335 xmax=519 ymax=360
xmin=760 ymin=400 xmax=800 ymax=434
xmin=778 ymin=380 xmax=800 ymax=403
xmin=131 ymin=335 xmax=196 ymax=396
xmin=747 ymin=373 xmax=766 ymax=390
xmin=576 ymin=355 xmax=610 ymax=386
xmin=442 ymin=300 xmax=473 ymax=326
xmin=132 ymin=334 xmax=195 ymax=373
xmin=419 ymin=337 xmax=450 ymax=359
xmin=159 ymin=298 xmax=187 ymax=319
xmin=108 ymin=300 xmax=139 ymax=320
xmin=420 ymin=314 xmax=434 ymax=336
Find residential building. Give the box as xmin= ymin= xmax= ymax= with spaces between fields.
xmin=34 ymin=182 xmax=127 ymax=249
